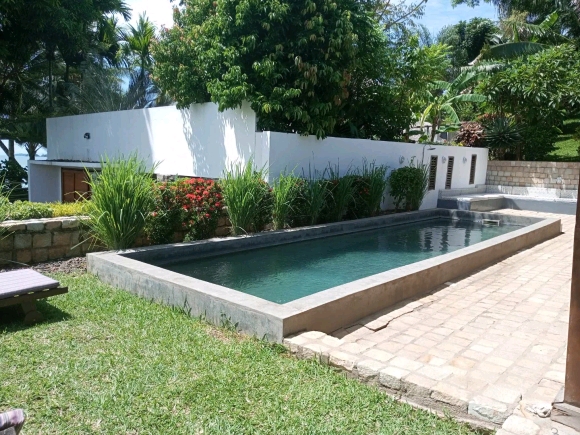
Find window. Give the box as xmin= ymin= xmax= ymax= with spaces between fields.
xmin=469 ymin=154 xmax=477 ymax=185
xmin=445 ymin=156 xmax=454 ymax=189
xmin=428 ymin=155 xmax=438 ymax=191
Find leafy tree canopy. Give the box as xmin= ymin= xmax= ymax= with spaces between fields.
xmin=437 ymin=18 xmax=498 ymax=70
xmin=154 ymin=0 xmax=383 ymax=138
xmin=478 ymin=43 xmax=580 ymax=159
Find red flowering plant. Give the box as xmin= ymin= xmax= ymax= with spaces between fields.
xmin=145 ymin=177 xmax=224 ymax=245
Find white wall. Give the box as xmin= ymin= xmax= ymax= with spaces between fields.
xmin=265 ymin=132 xmax=489 ymax=210
xmin=28 ymin=163 xmax=61 ymax=203
xmin=47 ymin=102 xmax=257 ymax=179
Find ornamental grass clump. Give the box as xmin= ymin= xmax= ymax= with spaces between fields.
xmin=388 ymin=160 xmax=429 ymax=212
xmin=86 ymin=155 xmax=155 ymax=250
xmin=350 ymin=160 xmax=389 ymax=218
xmin=324 ymin=164 xmax=355 ymax=223
xmin=271 ymin=172 xmax=300 ymax=230
xmin=221 ymin=161 xmax=271 ymax=235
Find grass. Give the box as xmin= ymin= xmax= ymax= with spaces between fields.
xmin=0 ymin=273 xmax=486 ymax=435
xmin=548 ymin=118 xmax=580 ymax=161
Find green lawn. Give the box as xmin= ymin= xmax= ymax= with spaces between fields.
xmin=548 ymin=118 xmax=580 ymax=161
xmin=0 ymin=273 xmax=487 ymax=435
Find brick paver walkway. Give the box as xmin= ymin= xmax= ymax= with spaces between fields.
xmin=285 ymin=210 xmax=577 ymax=435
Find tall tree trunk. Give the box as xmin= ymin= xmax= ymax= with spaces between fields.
xmin=27 ymin=144 xmax=37 ymax=161
xmin=48 ymin=57 xmax=53 ymax=112
xmin=8 ymin=139 xmax=15 ymax=161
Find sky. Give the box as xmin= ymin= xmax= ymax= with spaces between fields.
xmin=124 ymin=0 xmax=498 ymax=36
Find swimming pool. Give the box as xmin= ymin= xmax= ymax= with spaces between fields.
xmin=88 ymin=209 xmax=561 ymax=341
xmin=151 ymin=219 xmax=519 ymax=304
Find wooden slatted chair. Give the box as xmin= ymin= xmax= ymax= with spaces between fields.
xmin=0 ymin=270 xmax=68 ymax=324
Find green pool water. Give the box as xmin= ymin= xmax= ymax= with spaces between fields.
xmin=153 ymin=218 xmax=520 ymax=304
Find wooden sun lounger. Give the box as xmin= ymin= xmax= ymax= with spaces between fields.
xmin=0 ymin=270 xmax=68 ymax=324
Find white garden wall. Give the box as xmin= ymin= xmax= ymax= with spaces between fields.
xmin=263 ymin=132 xmax=489 ymax=210
xmin=36 ymin=103 xmax=488 ymax=209
xmin=46 ymin=102 xmax=260 ymax=177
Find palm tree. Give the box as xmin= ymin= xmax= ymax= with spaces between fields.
xmin=418 ymin=71 xmax=487 ymax=142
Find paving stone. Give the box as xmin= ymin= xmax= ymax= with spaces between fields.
xmin=301 ymin=331 xmax=327 ymax=340
xmin=502 ymin=415 xmax=540 ymax=435
xmin=482 ymin=384 xmax=522 ymax=404
xmin=25 ymin=221 xmax=45 ymax=232
xmin=379 ymin=366 xmax=409 ymax=391
xmin=543 ymin=371 xmax=565 ymax=384
xmin=450 ymin=356 xmax=477 ymax=370
xmin=416 ymin=365 xmax=453 ymax=381
xmin=404 ymin=373 xmax=437 ymax=398
xmin=468 ymin=395 xmax=509 ymax=424
xmin=300 ymin=342 xmax=330 ymax=360
xmin=356 ymin=359 xmax=386 ymax=382
xmin=362 ymin=348 xmax=394 ymax=362
xmin=328 ymin=350 xmax=358 ymax=371
xmin=389 ymin=356 xmax=423 ymax=372
xmin=431 ymin=382 xmax=470 ymax=412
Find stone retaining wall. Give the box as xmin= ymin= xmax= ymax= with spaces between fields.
xmin=0 ymin=216 xmax=231 ymax=265
xmin=486 ymin=161 xmax=580 ymax=190
xmin=0 ymin=217 xmax=94 ymax=265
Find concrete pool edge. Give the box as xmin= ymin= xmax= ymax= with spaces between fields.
xmin=87 ymin=210 xmax=561 ymax=342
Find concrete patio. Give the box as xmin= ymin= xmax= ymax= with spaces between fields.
xmin=284 ymin=210 xmax=576 ymax=435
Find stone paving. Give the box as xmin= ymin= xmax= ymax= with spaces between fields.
xmin=284 ymin=210 xmax=577 ymax=435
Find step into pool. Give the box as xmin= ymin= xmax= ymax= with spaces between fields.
xmin=152 ymin=219 xmax=519 ymax=304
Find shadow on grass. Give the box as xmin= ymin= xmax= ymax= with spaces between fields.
xmin=0 ymin=300 xmax=72 ymax=333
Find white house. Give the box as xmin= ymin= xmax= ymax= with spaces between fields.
xmin=29 ymin=103 xmax=488 ymax=209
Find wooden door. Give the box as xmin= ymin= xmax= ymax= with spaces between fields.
xmin=62 ymin=169 xmax=91 ymax=203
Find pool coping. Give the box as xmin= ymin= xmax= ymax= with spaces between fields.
xmin=87 ymin=209 xmax=561 ymax=342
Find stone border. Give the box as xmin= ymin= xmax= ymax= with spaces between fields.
xmin=87 ymin=210 xmax=561 ymax=342
xmin=283 ymin=330 xmax=507 ymax=430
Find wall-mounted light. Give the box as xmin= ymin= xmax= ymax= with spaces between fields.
xmin=463 ymin=156 xmax=468 ymax=163
xmin=442 ymin=156 xmax=447 ymax=164
xmin=399 ymin=156 xmax=405 ymax=164
xmin=84 ymin=133 xmax=91 ymax=140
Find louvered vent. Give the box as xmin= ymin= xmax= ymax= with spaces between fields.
xmin=445 ymin=156 xmax=454 ymax=189
xmin=469 ymin=154 xmax=477 ymax=185
xmin=428 ymin=156 xmax=438 ymax=191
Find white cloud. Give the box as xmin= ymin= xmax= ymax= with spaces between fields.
xmin=124 ymin=0 xmax=174 ymax=28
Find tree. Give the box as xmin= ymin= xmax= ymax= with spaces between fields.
xmin=418 ymin=71 xmax=487 ymax=142
xmin=153 ymin=0 xmax=385 ymax=138
xmin=451 ymin=0 xmax=580 ymax=39
xmin=478 ymin=44 xmax=580 ymax=159
xmin=437 ymin=18 xmax=498 ymax=72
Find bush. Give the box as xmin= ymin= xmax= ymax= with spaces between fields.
xmin=455 ymin=122 xmax=484 ymax=148
xmin=349 ymin=161 xmax=389 ymax=219
xmin=324 ymin=165 xmax=355 ymax=223
xmin=5 ymin=201 xmax=53 ymax=220
xmin=85 ymin=155 xmax=155 ymax=250
xmin=271 ymin=172 xmax=300 ymax=231
xmin=146 ymin=177 xmax=224 ymax=244
xmin=388 ymin=161 xmax=429 ymax=212
xmin=0 ymin=159 xmax=28 ymax=201
xmin=221 ymin=161 xmax=272 ymax=236
xmin=49 ymin=201 xmax=89 ymax=217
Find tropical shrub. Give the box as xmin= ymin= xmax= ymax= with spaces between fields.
xmin=349 ymin=161 xmax=389 ymax=218
xmin=455 ymin=121 xmax=485 ymax=147
xmin=5 ymin=201 xmax=53 ymax=220
xmin=221 ymin=162 xmax=272 ymax=236
xmin=146 ymin=177 xmax=224 ymax=244
xmin=483 ymin=116 xmax=523 ymax=160
xmin=271 ymin=172 xmax=300 ymax=231
xmin=323 ymin=166 xmax=356 ymax=223
xmin=290 ymin=174 xmax=328 ymax=227
xmin=0 ymin=159 xmax=28 ymax=201
xmin=388 ymin=161 xmax=429 ymax=212
xmin=49 ymin=201 xmax=89 ymax=217
xmin=85 ymin=155 xmax=155 ymax=250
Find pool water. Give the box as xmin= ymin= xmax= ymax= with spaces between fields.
xmin=152 ymin=219 xmax=520 ymax=304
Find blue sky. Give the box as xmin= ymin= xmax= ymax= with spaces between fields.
xmin=418 ymin=0 xmax=497 ymax=36
xmin=125 ymin=0 xmax=498 ymax=36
